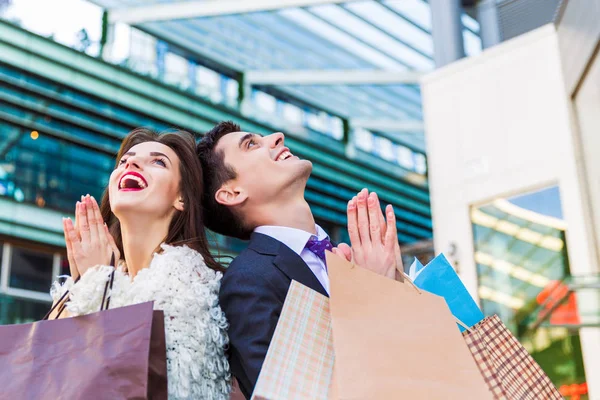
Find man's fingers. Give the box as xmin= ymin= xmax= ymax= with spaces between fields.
xmin=376 ymin=194 xmax=386 ymax=241
xmin=395 ymin=241 xmax=404 ymax=281
xmin=356 ymin=189 xmax=371 ymax=246
xmin=335 ymin=243 xmax=353 ymax=262
xmin=367 ymin=192 xmax=382 ymax=245
xmin=347 ymin=196 xmax=361 ymax=248
xmin=384 ymin=205 xmax=398 ymax=253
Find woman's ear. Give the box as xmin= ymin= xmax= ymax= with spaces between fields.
xmin=173 ymin=196 xmax=185 ymax=212
xmin=215 ymin=185 xmax=248 ymax=207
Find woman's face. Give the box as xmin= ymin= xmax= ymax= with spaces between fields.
xmin=109 ymin=141 xmax=183 ymax=219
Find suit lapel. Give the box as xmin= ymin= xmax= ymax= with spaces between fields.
xmin=249 ymin=233 xmax=329 ymax=298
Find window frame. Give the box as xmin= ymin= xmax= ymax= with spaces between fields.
xmin=0 ymin=242 xmax=61 ymax=303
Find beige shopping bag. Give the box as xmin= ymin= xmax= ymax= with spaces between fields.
xmin=253 ymin=253 xmax=494 ymax=399
xmin=327 ymin=252 xmax=493 ymax=400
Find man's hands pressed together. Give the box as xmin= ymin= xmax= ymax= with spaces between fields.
xmin=333 ymin=189 xmax=403 ymax=280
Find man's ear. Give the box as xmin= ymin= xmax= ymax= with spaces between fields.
xmin=215 ymin=185 xmax=248 ymax=207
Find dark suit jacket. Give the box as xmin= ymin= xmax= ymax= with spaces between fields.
xmin=219 ymin=232 xmax=329 ymax=399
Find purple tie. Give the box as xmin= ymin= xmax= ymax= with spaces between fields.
xmin=305 ymin=237 xmax=333 ymax=264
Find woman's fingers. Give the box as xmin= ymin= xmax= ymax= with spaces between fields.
xmin=62 ymin=218 xmax=78 ymax=278
xmin=78 ymin=198 xmax=91 ymax=244
xmin=104 ymin=223 xmax=120 ymax=263
xmin=84 ymin=195 xmax=100 ymax=245
xmin=90 ymin=196 xmax=107 ymax=247
xmin=65 ymin=218 xmax=84 ymax=276
xmin=74 ymin=201 xmax=81 ymax=241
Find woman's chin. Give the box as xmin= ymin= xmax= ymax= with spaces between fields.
xmin=111 ymin=198 xmax=144 ymax=215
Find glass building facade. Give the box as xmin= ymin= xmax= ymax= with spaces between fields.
xmin=0 ymin=19 xmax=432 ymax=325
xmin=471 ymin=186 xmax=587 ymax=397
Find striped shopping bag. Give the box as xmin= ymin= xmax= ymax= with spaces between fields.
xmin=462 ymin=315 xmax=562 ymax=399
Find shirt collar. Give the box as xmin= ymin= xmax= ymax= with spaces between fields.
xmin=254 ymin=224 xmax=329 ymax=256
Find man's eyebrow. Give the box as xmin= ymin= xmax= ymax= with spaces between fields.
xmin=239 ymin=133 xmax=255 ymax=148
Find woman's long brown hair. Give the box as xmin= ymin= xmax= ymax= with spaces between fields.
xmin=100 ymin=128 xmax=224 ymax=273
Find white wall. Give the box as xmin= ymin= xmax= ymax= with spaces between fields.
xmin=557 ymin=0 xmax=600 ymax=95
xmin=574 ymin=49 xmax=600 ymax=266
xmin=421 ymin=24 xmax=600 ymax=398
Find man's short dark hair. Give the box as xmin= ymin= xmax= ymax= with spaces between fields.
xmin=197 ymin=121 xmax=253 ymax=240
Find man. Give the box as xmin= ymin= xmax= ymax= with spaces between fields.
xmin=197 ymin=121 xmax=401 ymax=399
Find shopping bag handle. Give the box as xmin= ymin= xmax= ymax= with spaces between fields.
xmin=44 ymin=252 xmax=117 ymax=320
xmin=100 ymin=253 xmax=116 ymax=311
xmin=42 ymin=276 xmax=80 ymax=321
xmin=399 ymin=270 xmax=473 ymax=333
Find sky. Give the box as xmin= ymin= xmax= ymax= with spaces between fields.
xmin=2 ymin=0 xmax=103 ymax=54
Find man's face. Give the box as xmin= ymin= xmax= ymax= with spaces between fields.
xmin=215 ymin=131 xmax=312 ymax=207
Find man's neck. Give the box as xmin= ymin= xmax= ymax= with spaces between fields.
xmin=252 ymin=197 xmax=316 ymax=235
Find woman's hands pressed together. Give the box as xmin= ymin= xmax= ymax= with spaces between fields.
xmin=62 ymin=195 xmax=120 ymax=281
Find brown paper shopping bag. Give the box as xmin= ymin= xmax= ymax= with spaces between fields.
xmin=0 ymin=301 xmax=167 ymax=400
xmin=327 ymin=252 xmax=493 ymax=400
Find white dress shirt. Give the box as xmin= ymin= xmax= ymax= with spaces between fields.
xmin=254 ymin=224 xmax=331 ymax=294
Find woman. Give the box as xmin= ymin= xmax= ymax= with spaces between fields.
xmin=50 ymin=128 xmax=231 ymax=400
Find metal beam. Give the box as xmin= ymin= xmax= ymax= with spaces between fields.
xmin=109 ymin=0 xmax=361 ymax=25
xmin=245 ymin=69 xmax=425 ymax=86
xmin=430 ymin=0 xmax=465 ymax=67
xmin=350 ymin=119 xmax=424 ymax=132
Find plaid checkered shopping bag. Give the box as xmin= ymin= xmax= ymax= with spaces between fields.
xmin=252 ymin=281 xmax=335 ymax=400
xmin=462 ymin=315 xmax=562 ymax=400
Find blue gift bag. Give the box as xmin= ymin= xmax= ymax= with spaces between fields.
xmin=412 ymin=254 xmax=485 ymax=331
xmin=408 ymin=258 xmax=425 ymax=277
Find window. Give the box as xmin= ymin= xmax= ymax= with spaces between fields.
xmin=196 ymin=66 xmax=222 ymax=101
xmin=283 ymin=103 xmax=304 ymax=126
xmin=414 ymin=153 xmax=427 ymax=175
xmin=0 ymin=241 xmax=3 ymax=279
xmin=254 ymin=91 xmax=277 ymax=114
xmin=397 ymin=146 xmax=415 ymax=170
xmin=164 ymin=52 xmax=191 ymax=88
xmin=0 ymin=295 xmax=49 ymax=325
xmin=9 ymin=246 xmax=54 ymax=293
xmin=129 ymin=28 xmax=158 ymax=76
xmin=0 ymin=128 xmax=112 ymax=212
xmin=471 ymin=186 xmax=586 ymax=390
xmin=374 ymin=136 xmax=395 ymax=162
xmin=354 ymin=128 xmax=374 ymax=152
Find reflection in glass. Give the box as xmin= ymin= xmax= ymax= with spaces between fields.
xmin=0 ymin=295 xmax=49 ymax=325
xmin=0 ymin=128 xmax=111 ymax=212
xmin=9 ymin=246 xmax=54 ymax=293
xmin=471 ymin=186 xmax=587 ymax=396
